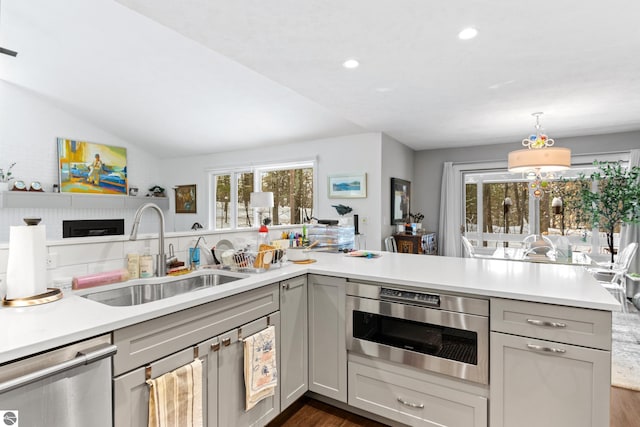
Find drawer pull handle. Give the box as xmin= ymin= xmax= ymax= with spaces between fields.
xmin=222 ymin=338 xmax=231 ymax=347
xmin=397 ymin=397 xmax=424 ymax=409
xmin=211 ymin=342 xmax=220 ymax=352
xmin=527 ymin=319 xmax=567 ymax=328
xmin=526 ymin=344 xmax=566 ymax=354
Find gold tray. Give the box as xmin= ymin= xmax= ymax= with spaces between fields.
xmin=291 ymin=259 xmax=317 ymax=264
xmin=2 ymin=288 xmax=63 ymax=307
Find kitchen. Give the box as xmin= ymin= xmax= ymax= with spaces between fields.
xmin=1 ymin=1 xmax=640 ymax=426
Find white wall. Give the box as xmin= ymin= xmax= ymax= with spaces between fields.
xmin=381 ymin=133 xmax=415 ymax=245
xmin=0 ymin=81 xmax=164 ymax=241
xmin=160 ymin=133 xmax=385 ymax=249
xmin=413 ymin=130 xmax=640 ymax=239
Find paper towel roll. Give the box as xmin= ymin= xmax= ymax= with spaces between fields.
xmin=6 ymin=224 xmax=48 ymax=299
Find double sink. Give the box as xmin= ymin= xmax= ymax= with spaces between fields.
xmin=80 ymin=271 xmax=245 ymax=307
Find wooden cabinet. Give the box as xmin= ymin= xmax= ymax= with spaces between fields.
xmin=279 ymin=276 xmax=308 ymax=410
xmin=393 ymin=232 xmax=437 ymax=255
xmin=308 ymin=274 xmax=348 ymax=403
xmin=490 ymin=298 xmax=611 ymax=427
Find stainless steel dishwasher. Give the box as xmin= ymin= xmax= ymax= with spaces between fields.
xmin=0 ymin=334 xmax=116 ymax=427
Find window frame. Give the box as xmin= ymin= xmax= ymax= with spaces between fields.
xmin=458 ymin=152 xmax=629 ymax=255
xmin=207 ymin=159 xmax=317 ymax=231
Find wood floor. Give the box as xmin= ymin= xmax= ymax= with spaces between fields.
xmin=611 ymin=386 xmax=640 ymax=427
xmin=268 ymin=397 xmax=386 ymax=427
xmin=268 ymin=388 xmax=640 ymax=427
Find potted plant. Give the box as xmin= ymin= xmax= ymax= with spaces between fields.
xmin=0 ymin=162 xmax=16 ymax=192
xmin=577 ymin=161 xmax=640 ymax=264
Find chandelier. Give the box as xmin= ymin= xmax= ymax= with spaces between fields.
xmin=508 ymin=112 xmax=571 ymax=198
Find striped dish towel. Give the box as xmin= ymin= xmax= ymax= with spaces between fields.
xmin=244 ymin=325 xmax=278 ymax=411
xmin=147 ymin=358 xmax=203 ymax=427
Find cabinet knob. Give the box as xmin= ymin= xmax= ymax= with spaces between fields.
xmin=282 ymin=283 xmax=290 ymax=290
xmin=211 ymin=342 xmax=220 ymax=352
xmin=222 ymin=337 xmax=231 ymax=347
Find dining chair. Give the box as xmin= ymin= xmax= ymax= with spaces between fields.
xmin=588 ymin=242 xmax=638 ymax=311
xmin=522 ymin=234 xmax=556 ymax=257
xmin=384 ymin=236 xmax=397 ymax=252
xmin=461 ymin=236 xmax=476 ymax=258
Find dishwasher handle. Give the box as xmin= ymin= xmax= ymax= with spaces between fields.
xmin=0 ymin=344 xmax=117 ymax=394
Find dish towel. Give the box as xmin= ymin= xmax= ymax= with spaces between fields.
xmin=244 ymin=325 xmax=278 ymax=411
xmin=147 ymin=358 xmax=203 ymax=427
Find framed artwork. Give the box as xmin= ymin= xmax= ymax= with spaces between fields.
xmin=57 ymin=138 xmax=127 ymax=195
xmin=391 ymin=178 xmax=411 ymax=224
xmin=328 ymin=173 xmax=367 ymax=198
xmin=175 ymin=184 xmax=197 ymax=214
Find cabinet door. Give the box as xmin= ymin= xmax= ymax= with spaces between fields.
xmin=308 ymin=274 xmax=347 ymax=402
xmin=280 ymin=276 xmax=308 ymax=410
xmin=113 ymin=346 xmax=198 ymax=427
xmin=218 ymin=313 xmax=281 ymax=427
xmin=196 ymin=336 xmax=219 ymax=427
xmin=490 ymin=332 xmax=610 ymax=427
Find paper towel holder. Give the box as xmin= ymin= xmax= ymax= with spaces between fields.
xmin=24 ymin=217 xmax=41 ymax=226
xmin=2 ymin=217 xmax=62 ymax=307
xmin=2 ymin=288 xmax=63 ymax=307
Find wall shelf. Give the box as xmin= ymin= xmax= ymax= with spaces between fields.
xmin=0 ymin=191 xmax=169 ymax=210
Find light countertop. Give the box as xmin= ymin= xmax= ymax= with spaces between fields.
xmin=0 ymin=251 xmax=619 ymax=364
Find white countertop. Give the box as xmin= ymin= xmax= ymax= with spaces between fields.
xmin=0 ymin=251 xmax=618 ymax=364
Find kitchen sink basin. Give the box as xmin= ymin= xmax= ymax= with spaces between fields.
xmin=80 ymin=272 xmax=244 ymax=307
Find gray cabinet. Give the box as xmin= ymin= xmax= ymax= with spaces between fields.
xmin=218 ymin=314 xmax=281 ymax=427
xmin=490 ymin=298 xmax=611 ymax=427
xmin=279 ymin=276 xmax=308 ymax=410
xmin=112 ymin=284 xmax=280 ymax=427
xmin=308 ymin=274 xmax=347 ymax=402
xmin=349 ymin=357 xmax=487 ymax=427
xmin=113 ymin=345 xmax=204 ymax=427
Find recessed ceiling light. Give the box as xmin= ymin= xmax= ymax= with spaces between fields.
xmin=458 ymin=27 xmax=478 ymax=40
xmin=342 ymin=59 xmax=360 ymax=69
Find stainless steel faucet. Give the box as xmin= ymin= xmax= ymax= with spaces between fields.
xmin=130 ymin=203 xmax=167 ymax=277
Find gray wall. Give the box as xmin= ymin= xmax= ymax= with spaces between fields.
xmin=413 ymin=130 xmax=640 ymax=235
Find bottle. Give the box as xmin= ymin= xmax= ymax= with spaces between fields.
xmin=139 ymin=249 xmax=154 ymax=278
xmin=127 ymin=253 xmax=140 ymax=279
xmin=257 ymin=224 xmax=270 ymax=248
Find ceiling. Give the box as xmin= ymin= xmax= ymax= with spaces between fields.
xmin=2 ymin=0 xmax=640 ymax=158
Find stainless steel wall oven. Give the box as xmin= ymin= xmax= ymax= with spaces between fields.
xmin=346 ymin=281 xmax=489 ymax=384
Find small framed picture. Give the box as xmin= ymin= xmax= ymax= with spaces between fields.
xmin=328 ymin=173 xmax=367 ymax=198
xmin=174 ymin=184 xmax=197 ymax=214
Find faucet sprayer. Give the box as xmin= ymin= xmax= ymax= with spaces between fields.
xmin=130 ymin=203 xmax=167 ymax=277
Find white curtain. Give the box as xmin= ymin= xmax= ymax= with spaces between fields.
xmin=438 ymin=162 xmax=462 ymax=257
xmin=620 ymin=149 xmax=640 ymax=274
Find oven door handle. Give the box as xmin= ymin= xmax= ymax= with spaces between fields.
xmin=397 ymin=397 xmax=424 ymax=409
xmin=0 ymin=344 xmax=117 ymax=394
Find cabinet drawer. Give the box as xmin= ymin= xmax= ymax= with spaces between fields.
xmin=348 ymin=361 xmax=487 ymax=427
xmin=490 ymin=298 xmax=611 ymax=350
xmin=113 ymin=283 xmax=279 ymax=376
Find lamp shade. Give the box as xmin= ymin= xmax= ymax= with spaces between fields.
xmin=508 ymin=147 xmax=571 ymax=173
xmin=250 ymin=192 xmax=274 ymax=208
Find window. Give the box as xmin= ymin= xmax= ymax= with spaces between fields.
xmin=209 ymin=161 xmax=315 ymax=230
xmin=462 ymin=154 xmax=629 ymax=255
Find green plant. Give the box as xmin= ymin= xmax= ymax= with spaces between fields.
xmin=578 ymin=161 xmax=640 ymax=263
xmin=0 ymin=162 xmax=16 ymax=183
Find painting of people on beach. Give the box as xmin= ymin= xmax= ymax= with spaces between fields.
xmin=57 ymin=138 xmax=127 ymax=195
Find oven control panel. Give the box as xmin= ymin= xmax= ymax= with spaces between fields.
xmin=380 ymin=287 xmax=440 ymax=307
